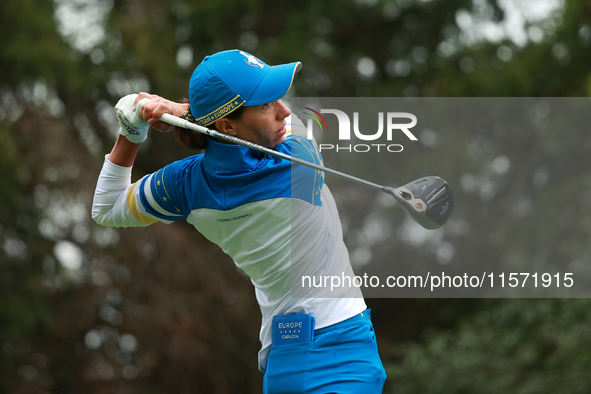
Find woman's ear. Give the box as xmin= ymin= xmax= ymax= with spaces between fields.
xmin=215 ymin=118 xmax=237 ymax=136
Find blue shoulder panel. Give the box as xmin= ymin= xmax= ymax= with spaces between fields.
xmin=138 ymin=175 xmax=183 ymax=222
xmin=138 ymin=136 xmax=325 ymax=216
xmin=280 ymin=134 xmax=325 ymax=207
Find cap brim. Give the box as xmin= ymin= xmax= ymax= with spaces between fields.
xmin=245 ymin=62 xmax=302 ymax=106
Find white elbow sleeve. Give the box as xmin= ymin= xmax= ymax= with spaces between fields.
xmin=92 ymin=156 xmax=140 ymax=227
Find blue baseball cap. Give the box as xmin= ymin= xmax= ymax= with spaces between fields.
xmin=188 ymin=49 xmax=302 ymax=126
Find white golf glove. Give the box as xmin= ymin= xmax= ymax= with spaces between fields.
xmin=115 ymin=94 xmax=150 ymax=143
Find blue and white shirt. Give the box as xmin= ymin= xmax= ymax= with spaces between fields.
xmin=92 ymin=117 xmax=366 ymax=371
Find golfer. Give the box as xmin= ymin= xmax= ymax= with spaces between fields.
xmin=92 ymin=49 xmax=386 ymax=393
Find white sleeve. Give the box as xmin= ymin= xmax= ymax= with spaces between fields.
xmin=91 ymin=156 xmax=148 ymax=228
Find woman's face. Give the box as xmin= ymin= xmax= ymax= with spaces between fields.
xmin=220 ymin=100 xmax=291 ymax=149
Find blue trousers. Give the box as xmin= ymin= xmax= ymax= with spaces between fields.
xmin=263 ymin=310 xmax=387 ymax=394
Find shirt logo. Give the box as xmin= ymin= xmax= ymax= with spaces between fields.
xmin=216 ymin=213 xmax=253 ymax=223
xmin=239 ymin=51 xmax=265 ymax=69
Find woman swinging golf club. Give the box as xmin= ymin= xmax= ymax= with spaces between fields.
xmin=92 ymin=49 xmax=387 ymax=393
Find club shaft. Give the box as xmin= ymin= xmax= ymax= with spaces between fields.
xmin=159 ymin=113 xmax=385 ymax=191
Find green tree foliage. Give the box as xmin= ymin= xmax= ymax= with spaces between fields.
xmin=0 ymin=0 xmax=75 ymax=389
xmin=386 ymin=299 xmax=591 ymax=394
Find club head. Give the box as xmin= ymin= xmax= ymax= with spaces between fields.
xmin=383 ymin=176 xmax=454 ymax=230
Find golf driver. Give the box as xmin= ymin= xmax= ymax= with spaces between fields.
xmin=159 ymin=113 xmax=454 ymax=229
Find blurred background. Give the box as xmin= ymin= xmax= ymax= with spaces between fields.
xmin=1 ymin=0 xmax=590 ymax=393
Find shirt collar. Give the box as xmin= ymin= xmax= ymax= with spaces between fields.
xmin=203 ymin=137 xmax=266 ymax=170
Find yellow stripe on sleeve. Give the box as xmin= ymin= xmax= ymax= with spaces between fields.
xmin=126 ymin=182 xmax=158 ymax=225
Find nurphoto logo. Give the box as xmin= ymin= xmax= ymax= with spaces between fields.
xmin=302 ymin=108 xmax=418 ymax=153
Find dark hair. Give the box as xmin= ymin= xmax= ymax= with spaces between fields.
xmin=174 ymin=102 xmax=245 ymax=150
